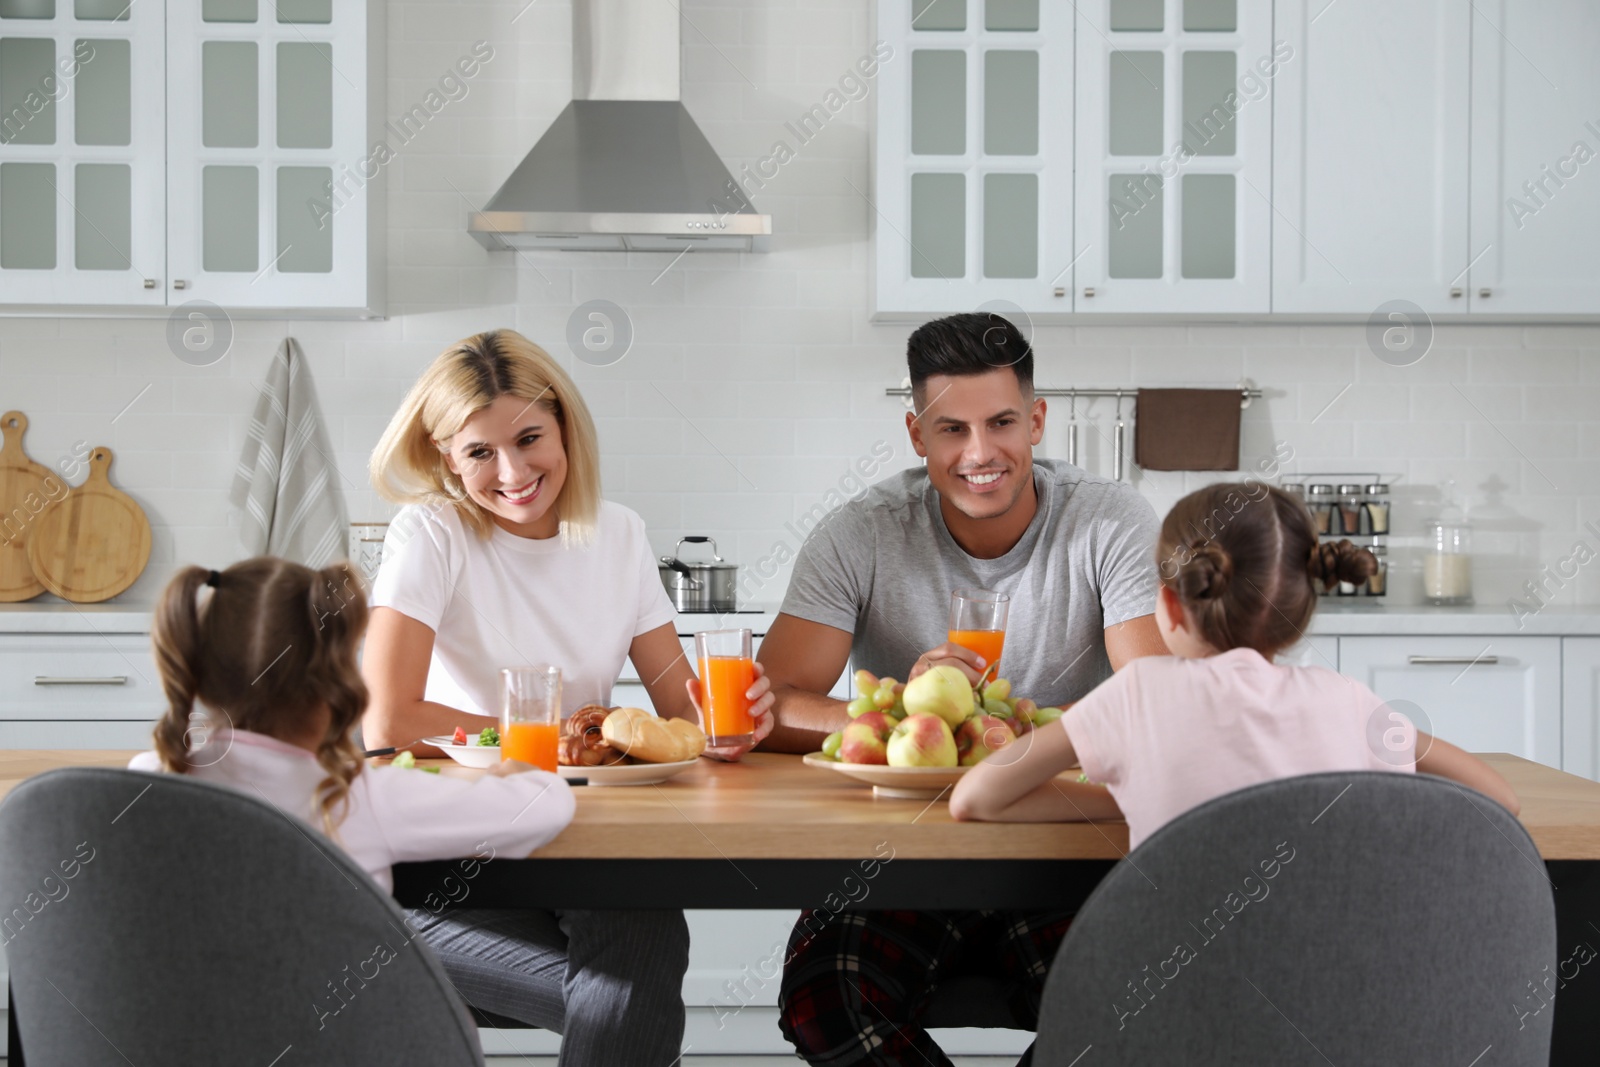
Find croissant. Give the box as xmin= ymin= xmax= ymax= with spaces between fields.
xmin=560 ymin=705 xmax=629 ymax=766
xmin=600 ymin=707 xmax=707 ymax=763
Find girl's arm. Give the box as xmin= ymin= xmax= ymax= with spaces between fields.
xmin=1415 ymin=731 xmax=1521 ymax=816
xmin=950 ymin=721 xmax=1123 ymax=823
xmin=360 ymin=607 xmax=494 ymax=752
xmin=629 ymin=623 xmax=775 ymax=761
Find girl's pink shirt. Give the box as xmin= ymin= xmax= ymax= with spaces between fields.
xmin=128 ymin=727 xmax=575 ymax=892
xmin=1063 ymin=647 xmax=1415 ymax=849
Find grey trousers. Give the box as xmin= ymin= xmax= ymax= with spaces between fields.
xmin=406 ymin=906 xmax=690 ymax=1067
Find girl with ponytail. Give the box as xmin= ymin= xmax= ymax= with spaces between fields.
xmin=131 ymin=557 xmax=575 ymax=891
xmin=953 ymin=483 xmax=1519 ymax=844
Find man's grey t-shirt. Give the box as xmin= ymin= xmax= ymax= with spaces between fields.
xmin=780 ymin=460 xmax=1160 ymax=708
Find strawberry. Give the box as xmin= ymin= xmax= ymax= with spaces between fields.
xmin=452 ymin=726 xmax=468 ymax=746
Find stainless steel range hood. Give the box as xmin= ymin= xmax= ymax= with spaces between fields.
xmin=469 ymin=0 xmax=770 ymax=253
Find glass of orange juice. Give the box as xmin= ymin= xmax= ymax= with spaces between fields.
xmin=695 ymin=628 xmax=755 ymax=747
xmin=948 ymin=588 xmax=1009 ymax=674
xmin=501 ymin=665 xmax=561 ymax=772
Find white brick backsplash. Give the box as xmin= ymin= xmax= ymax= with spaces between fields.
xmin=0 ymin=0 xmax=1593 ymax=623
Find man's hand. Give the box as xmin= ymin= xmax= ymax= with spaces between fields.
xmin=907 ymin=641 xmax=989 ymax=685
xmin=685 ymin=660 xmax=777 ymax=762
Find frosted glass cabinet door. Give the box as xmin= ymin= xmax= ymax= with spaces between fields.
xmin=1469 ymin=0 xmax=1600 ymax=314
xmin=1073 ymin=0 xmax=1271 ymax=312
xmin=1271 ymin=0 xmax=1470 ymax=314
xmin=0 ymin=4 xmax=164 ymax=305
xmin=165 ymin=0 xmax=372 ymax=309
xmin=874 ymin=0 xmax=1073 ymax=315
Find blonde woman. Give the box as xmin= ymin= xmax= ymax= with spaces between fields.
xmin=363 ymin=329 xmax=772 ymax=1065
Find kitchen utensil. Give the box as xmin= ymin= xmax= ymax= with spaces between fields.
xmin=1112 ymin=394 xmax=1127 ymax=481
xmin=0 ymin=411 xmax=59 ymax=602
xmin=658 ymin=536 xmax=739 ymax=612
xmin=421 ymin=735 xmax=503 ymax=769
xmin=1066 ymin=394 xmax=1079 ymax=467
xmin=556 ymin=758 xmax=699 ymax=787
xmin=24 ymin=446 xmax=150 ymax=603
xmin=802 ymin=752 xmax=970 ymax=799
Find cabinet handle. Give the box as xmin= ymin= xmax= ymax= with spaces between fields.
xmin=1083 ymin=287 xmax=1095 ymax=298
xmin=1053 ymin=287 xmax=1066 ymax=298
xmin=615 ymin=677 xmax=643 ymax=686
xmin=1449 ymin=287 xmax=1463 ymax=298
xmin=143 ymin=279 xmax=157 ymax=289
xmin=34 ymin=676 xmax=129 ymax=686
xmin=1478 ymin=287 xmax=1491 ymax=298
xmin=173 ymin=279 xmax=188 ymax=290
xmin=1405 ymin=655 xmax=1499 ymax=666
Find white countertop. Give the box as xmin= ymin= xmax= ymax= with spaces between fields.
xmin=2 ymin=598 xmax=1597 ymax=637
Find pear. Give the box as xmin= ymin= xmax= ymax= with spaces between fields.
xmin=901 ymin=665 xmax=976 ymax=728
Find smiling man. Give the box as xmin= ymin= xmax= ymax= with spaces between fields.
xmin=758 ymin=312 xmax=1166 ymax=1067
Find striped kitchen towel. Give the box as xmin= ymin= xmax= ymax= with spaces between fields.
xmin=228 ymin=337 xmax=348 ymax=567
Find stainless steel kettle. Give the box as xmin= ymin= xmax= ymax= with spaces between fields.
xmin=658 ymin=536 xmax=739 ymax=612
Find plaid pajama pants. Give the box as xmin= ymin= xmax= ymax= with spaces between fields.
xmin=777 ymin=908 xmax=1075 ymax=1067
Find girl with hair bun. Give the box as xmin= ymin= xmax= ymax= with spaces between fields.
xmin=952 ymin=483 xmax=1519 ymax=845
xmin=130 ymin=557 xmax=574 ymax=889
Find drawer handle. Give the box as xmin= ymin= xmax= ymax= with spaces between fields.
xmin=34 ymin=676 xmax=129 ymax=686
xmin=615 ymin=678 xmax=643 ymax=686
xmin=1406 ymin=656 xmax=1499 ymax=666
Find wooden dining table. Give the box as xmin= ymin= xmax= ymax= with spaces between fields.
xmin=6 ymin=749 xmax=1600 ymax=1061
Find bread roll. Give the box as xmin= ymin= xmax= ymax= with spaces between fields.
xmin=600 ymin=707 xmax=707 ymax=763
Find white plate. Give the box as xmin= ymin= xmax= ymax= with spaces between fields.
xmin=802 ymin=752 xmax=969 ymax=799
xmin=558 ymin=758 xmax=700 ymax=787
xmin=422 ymin=735 xmax=502 ymax=769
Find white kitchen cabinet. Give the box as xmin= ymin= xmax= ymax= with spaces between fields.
xmin=165 ymin=0 xmax=381 ymax=312
xmin=1072 ymin=0 xmax=1273 ymax=313
xmin=0 ymin=0 xmax=166 ymax=305
xmin=1338 ymin=636 xmax=1562 ymax=769
xmin=0 ymin=0 xmax=383 ymax=314
xmin=873 ymin=0 xmax=1074 ymax=315
xmin=1270 ymin=0 xmax=1471 ymax=314
xmin=1562 ymin=639 xmax=1600 ymax=781
xmin=1467 ymin=0 xmax=1600 ymax=314
xmin=1275 ymin=634 xmax=1338 ymax=671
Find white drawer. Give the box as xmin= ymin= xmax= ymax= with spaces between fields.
xmin=0 ymin=635 xmax=165 ymax=720
xmin=0 ymin=719 xmax=157 ymax=749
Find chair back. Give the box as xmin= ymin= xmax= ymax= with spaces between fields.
xmin=0 ymin=768 xmax=484 ymax=1066
xmin=1036 ymin=772 xmax=1556 ymax=1066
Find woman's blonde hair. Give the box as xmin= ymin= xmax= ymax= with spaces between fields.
xmin=150 ymin=558 xmax=370 ymax=834
xmin=369 ymin=330 xmax=601 ymax=544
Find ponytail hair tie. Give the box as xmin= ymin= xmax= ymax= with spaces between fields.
xmin=205 ymin=570 xmax=221 ymax=588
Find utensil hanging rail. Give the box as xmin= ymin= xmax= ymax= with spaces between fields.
xmin=883 ymin=385 xmax=1262 ymax=409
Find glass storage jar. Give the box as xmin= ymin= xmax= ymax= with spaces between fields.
xmin=1423 ymin=520 xmax=1473 ymax=605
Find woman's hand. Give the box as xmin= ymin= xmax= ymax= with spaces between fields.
xmin=687 ymin=660 xmax=776 ymax=762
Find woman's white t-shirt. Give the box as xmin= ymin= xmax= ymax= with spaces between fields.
xmin=371 ymin=500 xmax=677 ymax=718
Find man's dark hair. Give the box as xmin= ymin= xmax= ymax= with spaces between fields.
xmin=906 ymin=312 xmax=1034 ymax=408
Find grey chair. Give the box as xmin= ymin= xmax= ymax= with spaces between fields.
xmin=0 ymin=767 xmax=485 ymax=1067
xmin=1036 ymin=771 xmax=1557 ymax=1066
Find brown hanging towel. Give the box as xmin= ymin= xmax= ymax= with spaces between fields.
xmin=1133 ymin=388 xmax=1242 ymax=471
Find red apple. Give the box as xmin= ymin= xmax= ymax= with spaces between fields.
xmin=886 ymin=712 xmax=958 ymax=768
xmin=839 ymin=717 xmax=891 ymax=764
xmin=954 ymin=714 xmax=1016 ymax=767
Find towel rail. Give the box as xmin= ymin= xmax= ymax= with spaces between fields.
xmin=884 ymin=385 xmax=1262 ymax=409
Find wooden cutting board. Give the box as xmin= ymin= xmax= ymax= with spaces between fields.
xmin=0 ymin=411 xmax=61 ymax=602
xmin=25 ymin=446 xmax=151 ymax=603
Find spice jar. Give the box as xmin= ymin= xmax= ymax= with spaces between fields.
xmin=1424 ymin=519 xmax=1473 ymax=605
xmin=1337 ymin=484 xmax=1365 ymax=536
xmin=1306 ymin=484 xmax=1335 ymax=536
xmin=1364 ymin=483 xmax=1390 ymax=535
xmin=1364 ymin=544 xmax=1388 ymax=597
